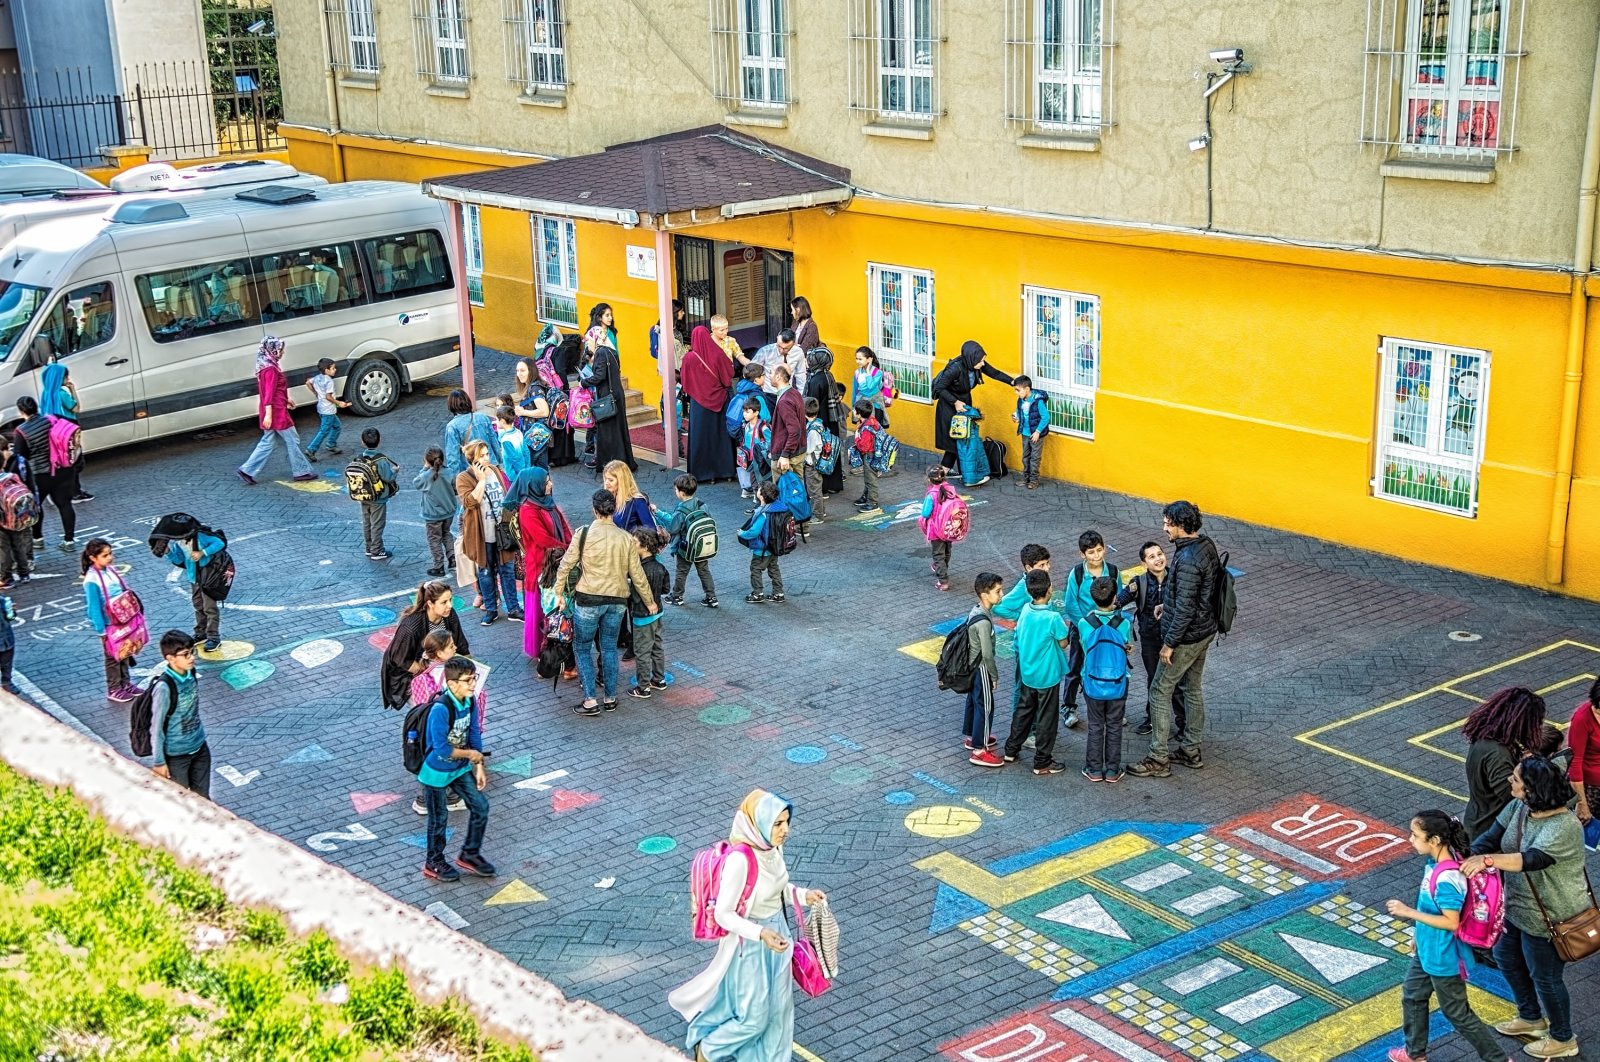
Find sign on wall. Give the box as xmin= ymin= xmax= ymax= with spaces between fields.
xmin=625 ymin=245 xmax=657 ymax=281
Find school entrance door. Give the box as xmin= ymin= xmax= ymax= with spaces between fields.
xmin=674 ymin=236 xmax=792 ymax=353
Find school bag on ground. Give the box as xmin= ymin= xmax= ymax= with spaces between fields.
xmin=680 ymin=504 xmax=719 ymax=562
xmin=808 ymin=417 xmax=840 ymax=476
xmin=920 ymin=484 xmax=970 ymax=543
xmin=0 ymin=472 xmax=37 ymax=532
xmin=1079 ymin=613 xmax=1131 ymax=701
xmin=1214 ymin=548 xmax=1238 ymax=635
xmin=402 ymin=694 xmax=457 ymax=775
xmin=983 ymin=437 xmax=1009 ymax=479
xmin=535 ymin=609 xmax=574 ymax=687
xmin=690 ymin=841 xmax=758 ymax=940
xmin=956 ymin=432 xmax=989 ymax=486
xmin=128 ymin=671 xmax=178 ymax=757
xmin=935 ymin=617 xmax=979 ymax=694
xmin=1427 ymin=859 xmax=1506 ymax=950
xmin=344 ymin=455 xmax=385 ymax=502
xmin=777 ymin=470 xmax=812 ymax=523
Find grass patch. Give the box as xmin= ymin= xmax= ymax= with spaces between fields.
xmin=0 ymin=764 xmax=536 ymax=1061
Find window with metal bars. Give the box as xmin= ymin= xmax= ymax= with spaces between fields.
xmin=324 ymin=0 xmax=380 ymax=75
xmin=710 ymin=0 xmax=792 ymax=109
xmin=867 ymin=263 xmax=935 ymax=402
xmin=465 ymin=205 xmax=484 ymax=306
xmin=412 ymin=0 xmax=471 ymax=84
xmin=1023 ymin=286 xmax=1099 ymax=438
xmin=1360 ymin=0 xmax=1525 ymax=158
xmin=1003 ymin=0 xmax=1111 ymax=131
xmin=1374 ymin=337 xmax=1489 ymax=516
xmin=846 ymin=0 xmax=942 ymax=121
xmin=503 ymin=0 xmax=566 ymax=95
xmin=533 ymin=215 xmax=578 ymax=328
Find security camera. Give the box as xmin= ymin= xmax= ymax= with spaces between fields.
xmin=246 ymin=19 xmax=268 ymax=33
xmin=1209 ymin=48 xmax=1244 ymax=64
xmin=1188 ymin=135 xmax=1211 ymax=152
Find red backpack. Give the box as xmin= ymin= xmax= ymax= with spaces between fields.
xmin=0 ymin=472 xmax=37 ymax=532
xmin=690 ymin=841 xmax=757 ymax=941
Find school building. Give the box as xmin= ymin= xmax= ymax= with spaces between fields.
xmin=272 ymin=0 xmax=1600 ymax=600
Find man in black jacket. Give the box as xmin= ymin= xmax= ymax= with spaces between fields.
xmin=1128 ymin=500 xmax=1221 ymax=778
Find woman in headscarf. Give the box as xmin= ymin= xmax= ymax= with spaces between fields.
xmin=505 ymin=465 xmax=571 ymax=659
xmin=585 ymin=344 xmax=636 ymax=474
xmin=237 ymin=335 xmax=316 ymax=485
xmin=670 ymin=790 xmax=828 ymax=1062
xmin=803 ymin=346 xmax=845 ymax=496
xmin=39 ymin=360 xmax=92 ymax=502
xmin=681 ymin=325 xmax=736 ymax=484
xmin=932 ymin=340 xmax=1014 ymax=479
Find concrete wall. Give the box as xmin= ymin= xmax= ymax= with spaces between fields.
xmin=107 ymin=0 xmax=208 ymax=73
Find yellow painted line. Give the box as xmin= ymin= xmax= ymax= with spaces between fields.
xmin=1439 ymin=686 xmax=1483 ymax=702
xmin=1214 ymin=941 xmax=1349 ymax=1008
xmin=1410 ymin=741 xmax=1467 ymax=764
xmin=914 ymin=833 xmax=1156 ymax=908
xmin=794 ymin=1044 xmax=827 ymax=1062
xmin=1539 ymin=673 xmax=1596 ymax=697
xmin=898 ymin=636 xmax=945 ymax=666
xmin=1295 ymin=731 xmax=1469 ymax=802
xmin=1412 ymin=716 xmax=1469 ymax=742
xmin=1260 ymin=983 xmax=1513 ymax=1062
xmin=1080 ymin=874 xmax=1191 ymax=932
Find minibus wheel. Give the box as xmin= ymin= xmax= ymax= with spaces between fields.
xmin=347 ymin=358 xmax=401 ymax=416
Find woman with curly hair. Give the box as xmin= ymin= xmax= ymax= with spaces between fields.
xmin=1461 ymin=686 xmax=1546 ymax=841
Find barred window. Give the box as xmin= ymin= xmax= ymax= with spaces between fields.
xmin=1360 ymin=0 xmax=1525 ymax=158
xmin=867 ymin=263 xmax=934 ymax=402
xmin=465 ymin=205 xmax=484 ymax=306
xmin=323 ymin=0 xmax=380 ymax=75
xmin=712 ymin=0 xmax=791 ymax=109
xmin=1004 ymin=0 xmax=1110 ymax=131
xmin=503 ymin=0 xmax=566 ymax=95
xmin=847 ymin=0 xmax=942 ymax=122
xmin=1023 ymin=286 xmax=1098 ymax=438
xmin=413 ymin=0 xmax=471 ymax=84
xmin=1374 ymin=338 xmax=1489 ymax=516
xmin=534 ymin=215 xmax=578 ymax=328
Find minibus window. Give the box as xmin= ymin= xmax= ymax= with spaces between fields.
xmin=255 ymin=242 xmax=365 ymax=321
xmin=0 ymin=281 xmax=49 ymax=364
xmin=34 ymin=281 xmax=116 ymax=363
xmin=360 ymin=230 xmax=452 ymax=300
xmin=136 ymin=259 xmax=261 ymax=343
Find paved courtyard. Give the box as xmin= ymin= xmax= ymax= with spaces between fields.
xmin=15 ymin=350 xmax=1600 ymax=1062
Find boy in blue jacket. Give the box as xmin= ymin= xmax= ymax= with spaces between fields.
xmin=356 ymin=427 xmax=399 ymax=561
xmin=738 ymin=481 xmax=788 ymax=604
xmin=148 ymin=630 xmax=210 ymax=798
xmin=1012 ymin=375 xmax=1049 ymax=490
xmin=652 ymin=473 xmax=719 ymax=608
xmin=166 ymin=522 xmax=227 ymax=652
xmin=417 ymin=656 xmax=494 ymax=883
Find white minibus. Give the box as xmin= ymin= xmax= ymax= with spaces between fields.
xmin=0 ymin=154 xmax=104 ymax=200
xmin=0 ymin=180 xmax=462 ymax=452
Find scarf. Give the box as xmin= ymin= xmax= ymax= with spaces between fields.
xmin=729 ymin=788 xmax=792 ymax=896
xmin=255 ymin=335 xmax=285 ymax=375
xmin=38 ymin=363 xmax=68 ymax=417
xmin=959 ymin=339 xmax=987 ymax=373
xmin=508 ymin=466 xmax=556 ymax=511
xmin=681 ymin=325 xmax=733 ymax=411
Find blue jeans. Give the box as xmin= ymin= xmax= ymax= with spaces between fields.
xmin=573 ymin=602 xmax=625 ymax=702
xmin=475 ymin=558 xmax=518 ymax=616
xmin=306 ymin=413 xmax=341 ymax=454
xmin=1495 ymin=920 xmax=1572 ymax=1041
xmin=241 ymin=427 xmax=314 ymax=479
xmin=424 ymin=771 xmax=488 ymax=868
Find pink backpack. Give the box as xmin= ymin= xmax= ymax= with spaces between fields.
xmin=1428 ymin=858 xmax=1506 ymax=951
xmin=47 ymin=416 xmax=81 ymax=474
xmin=690 ymin=841 xmax=757 ymax=941
xmin=919 ymin=484 xmax=970 ymax=544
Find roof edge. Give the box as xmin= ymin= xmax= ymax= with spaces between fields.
xmin=421 ymin=179 xmax=641 ymax=226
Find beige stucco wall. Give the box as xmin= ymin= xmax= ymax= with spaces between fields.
xmin=109 ymin=0 xmax=208 ymax=72
xmin=277 ymin=0 xmax=1597 ymax=267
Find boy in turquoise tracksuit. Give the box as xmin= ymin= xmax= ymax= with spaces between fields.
xmin=417 ymin=657 xmax=494 ymax=883
xmin=1002 ymin=569 xmax=1072 ymax=776
xmin=738 ymin=482 xmax=788 ymax=604
xmin=166 ymin=525 xmax=227 ymax=652
xmin=1059 ymin=529 xmax=1118 ymax=729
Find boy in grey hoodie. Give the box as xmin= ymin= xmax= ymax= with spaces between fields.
xmin=415 ymin=445 xmax=456 ymax=577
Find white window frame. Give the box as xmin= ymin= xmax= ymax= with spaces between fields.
xmin=1034 ymin=0 xmax=1103 ymax=129
xmin=347 ymin=0 xmax=379 ymax=74
xmin=737 ymin=0 xmax=789 ymax=108
xmin=464 ymin=205 xmax=484 ymax=306
xmin=867 ymin=262 xmax=935 ymax=403
xmin=1374 ymin=337 xmax=1490 ymax=517
xmin=434 ymin=0 xmax=470 ymax=83
xmin=533 ymin=215 xmax=578 ymax=328
xmin=1023 ymin=285 xmax=1099 ymax=439
xmin=877 ymin=0 xmax=935 ymax=120
xmin=1400 ymin=0 xmax=1505 ymax=154
xmin=510 ymin=0 xmax=567 ymax=94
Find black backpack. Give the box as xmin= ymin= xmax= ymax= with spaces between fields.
xmin=128 ymin=672 xmax=177 ymax=757
xmin=402 ymin=694 xmax=457 ymax=775
xmin=197 ymin=527 xmax=236 ymax=602
xmin=1214 ymin=549 xmax=1238 ymax=635
xmin=767 ymin=509 xmax=800 ymax=556
xmin=983 ymin=438 xmax=1008 ymax=479
xmin=935 ymin=617 xmax=980 ymax=694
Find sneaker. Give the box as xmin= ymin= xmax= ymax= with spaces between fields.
xmin=72 ymin=492 xmax=93 ymax=503
xmin=1386 ymin=1049 xmax=1424 ymax=1062
xmin=107 ymin=685 xmax=139 ymax=704
xmin=57 ymin=539 xmax=76 ymax=552
xmin=455 ymin=853 xmax=498 ymax=877
xmin=745 ymin=591 xmax=766 ymax=603
xmin=293 ymin=473 xmax=318 ymax=482
xmin=203 ymin=638 xmax=221 ymax=652
xmin=507 ymin=611 xmax=524 ymax=622
xmin=627 ymin=686 xmax=652 ymax=701
xmin=811 ymin=514 xmax=826 ymax=524
xmin=574 ymin=702 xmax=602 ymax=718
xmin=935 ymin=580 xmax=949 ymax=591
xmin=480 ymin=612 xmax=497 ymax=626
xmin=561 ymin=666 xmax=578 ymax=680
xmin=304 ymin=449 xmax=319 ymax=461
xmin=771 ymin=592 xmax=786 ymax=603
xmin=1523 ymin=1038 xmax=1578 ymax=1059
xmin=740 ymin=489 xmax=755 ymax=500
xmin=853 ymin=495 xmax=867 ymax=505
xmin=1033 ymin=760 xmax=1067 ymax=776
xmin=1172 ymin=749 xmax=1205 ymax=770
xmin=666 ymin=594 xmax=685 ymax=606
xmin=972 ymin=476 xmax=990 ymax=486
xmin=1024 ymin=735 xmax=1036 ymax=749
xmin=235 ymin=469 xmax=256 ymax=485
xmin=427 ymin=567 xmax=446 ymax=577
xmin=368 ymin=549 xmax=393 ymax=560
xmin=446 ymin=795 xmax=465 ymax=812
xmin=326 ymin=447 xmax=342 ymax=455
xmin=703 ymin=596 xmax=719 ymax=608
xmin=969 ymin=749 xmax=1006 ymax=768
xmin=1003 ymin=751 xmax=1019 ymax=763
xmin=856 ymin=503 xmax=883 ymax=514
xmin=422 ymin=861 xmax=461 ymax=882
xmin=1126 ymin=758 xmax=1172 ymax=779
xmin=1063 ymin=709 xmax=1080 ymax=730
xmin=1496 ymin=1019 xmax=1551 ymax=1039
xmin=412 ymin=797 xmax=428 ymax=815
xmin=1135 ymin=720 xmax=1154 ymax=736
xmin=1027 ymin=481 xmax=1038 ymax=490
xmin=1103 ymin=771 xmax=1125 ymax=783
xmin=649 ymin=679 xmax=670 ymax=691
xmin=601 ymin=699 xmax=619 ymax=713
xmin=1082 ymin=769 xmax=1103 ymax=782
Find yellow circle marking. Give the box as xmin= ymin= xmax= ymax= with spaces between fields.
xmin=197 ymin=640 xmax=254 ymax=661
xmin=277 ymin=478 xmax=340 ymax=493
xmin=904 ymin=805 xmax=982 ymax=838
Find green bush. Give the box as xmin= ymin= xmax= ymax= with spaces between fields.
xmin=288 ymin=930 xmax=350 ymax=990
xmin=343 ymin=967 xmax=418 ymax=1045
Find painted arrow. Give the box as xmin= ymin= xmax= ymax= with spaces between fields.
xmin=216 ymin=765 xmax=260 ymax=788
xmin=514 ymin=769 xmax=569 ymax=791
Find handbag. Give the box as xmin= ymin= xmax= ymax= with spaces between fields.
xmin=1518 ymin=807 xmax=1600 ymax=963
xmin=949 ymin=413 xmax=971 ymax=440
xmin=591 ymin=390 xmax=619 ymax=422
xmin=785 ymin=894 xmax=832 ymax=998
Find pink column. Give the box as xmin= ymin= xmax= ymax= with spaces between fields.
xmin=654 ymin=226 xmax=678 ymax=469
xmin=446 ymin=201 xmax=477 ymax=397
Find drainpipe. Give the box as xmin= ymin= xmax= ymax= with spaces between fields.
xmin=1546 ymin=27 xmax=1600 ymax=585
xmin=318 ymin=10 xmax=346 ymax=181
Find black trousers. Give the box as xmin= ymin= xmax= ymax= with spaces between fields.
xmin=166 ymin=741 xmax=212 ymax=800
xmin=32 ymin=470 xmax=77 ymax=542
xmin=1139 ymin=633 xmax=1186 ymax=730
xmin=1004 ymin=683 xmax=1061 ymax=769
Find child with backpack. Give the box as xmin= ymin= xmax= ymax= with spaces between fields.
xmin=495 ymin=405 xmax=530 ymax=481
xmin=1070 ymin=576 xmax=1133 ymax=782
xmin=736 ymin=396 xmax=772 ymax=505
xmin=1003 ymin=569 xmax=1072 ymax=776
xmin=409 ymin=656 xmax=494 ymax=883
xmin=0 ymin=436 xmax=35 ymax=588
xmin=137 ymin=630 xmax=211 ymax=799
xmin=83 ymin=538 xmax=144 ymax=704
xmin=348 ymin=428 xmax=399 ymax=561
xmin=414 ymin=446 xmax=456 ymax=578
xmin=919 ymin=466 xmax=969 ymax=592
xmin=535 ymin=548 xmax=577 ymax=682
xmin=1012 ymin=375 xmax=1049 ymax=490
xmin=1383 ymin=810 xmax=1508 ymax=1062
xmin=303 ymin=357 xmax=350 ymax=460
xmin=803 ymin=396 xmax=835 ymax=523
xmin=1060 ymin=530 xmax=1119 ymax=731
xmin=966 ymin=573 xmax=1005 ymax=767
xmin=654 ymin=474 xmax=719 ymax=609
xmin=627 ymin=528 xmax=672 ymax=700
xmin=163 ymin=518 xmax=228 ymax=652
xmin=738 ymin=481 xmax=791 ymax=604
xmin=851 ymin=399 xmax=884 ymax=514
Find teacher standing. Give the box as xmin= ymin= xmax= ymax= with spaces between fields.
xmin=682 ymin=325 xmax=736 ymax=484
xmin=933 ymin=340 xmax=1014 ymax=476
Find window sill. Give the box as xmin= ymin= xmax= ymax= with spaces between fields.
xmin=1380 ymin=156 xmax=1496 ymax=184
xmin=1017 ymin=132 xmax=1101 ymax=153
xmin=725 ymin=109 xmax=789 ymax=130
xmin=425 ymin=83 xmax=471 ymax=99
xmin=862 ymin=121 xmax=933 ymax=142
xmin=519 ymin=92 xmax=567 ymax=109
xmin=337 ymin=75 xmax=379 ymax=91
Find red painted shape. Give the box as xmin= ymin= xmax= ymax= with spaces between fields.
xmin=670 ymin=685 xmax=719 ymax=709
xmin=745 ymin=723 xmax=783 ymax=741
xmin=368 ymin=627 xmax=396 ymax=652
xmin=551 ymin=789 xmax=601 ymax=814
xmin=1216 ymin=793 xmax=1411 ymax=880
xmin=940 ymin=1003 xmax=1186 ymax=1062
xmin=350 ymin=792 xmax=403 ymax=815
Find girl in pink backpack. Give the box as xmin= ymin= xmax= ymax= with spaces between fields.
xmin=919 ymin=466 xmax=970 ymax=592
xmin=1383 ymin=810 xmax=1507 ymax=1062
xmin=82 ymin=539 xmax=146 ymax=704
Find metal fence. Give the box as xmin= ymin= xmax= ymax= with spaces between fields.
xmin=0 ymin=61 xmax=283 ymax=169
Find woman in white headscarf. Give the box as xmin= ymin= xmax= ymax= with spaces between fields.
xmin=237 ymin=335 xmax=316 ymax=484
xmin=670 ymin=789 xmax=827 ymax=1062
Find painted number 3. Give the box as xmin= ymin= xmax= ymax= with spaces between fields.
xmin=306 ymin=823 xmax=378 ymax=852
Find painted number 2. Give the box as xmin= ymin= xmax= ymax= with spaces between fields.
xmin=307 ymin=823 xmax=378 ymax=852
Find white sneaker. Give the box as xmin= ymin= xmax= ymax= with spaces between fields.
xmin=1496 ymin=1018 xmax=1550 ymax=1038
xmin=1024 ymin=735 xmax=1036 ymax=749
xmin=412 ymin=797 xmax=427 ymax=815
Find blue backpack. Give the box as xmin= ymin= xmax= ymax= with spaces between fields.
xmin=808 ymin=417 xmax=840 ymax=475
xmin=1080 ymin=613 xmax=1131 ymax=701
xmin=777 ymin=469 xmax=811 ymax=522
xmin=725 ymin=383 xmax=768 ymax=438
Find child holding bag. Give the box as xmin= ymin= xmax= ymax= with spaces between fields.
xmin=82 ymin=538 xmax=146 ymax=703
